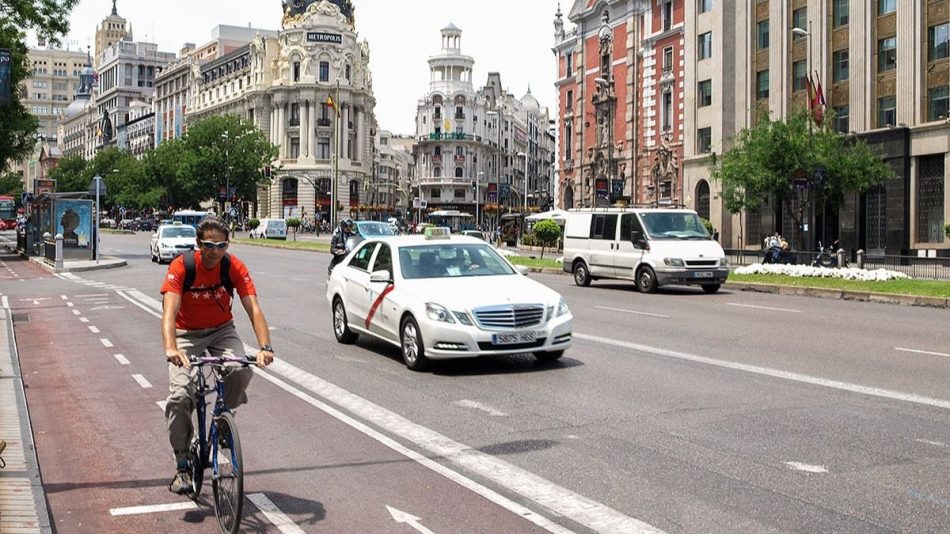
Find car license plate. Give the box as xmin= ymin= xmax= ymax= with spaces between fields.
xmin=693 ymin=271 xmax=714 ymax=278
xmin=492 ymin=331 xmax=537 ymax=345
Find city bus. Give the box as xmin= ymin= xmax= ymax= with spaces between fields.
xmin=426 ymin=210 xmax=473 ymax=233
xmin=172 ymin=210 xmax=209 ymax=229
xmin=0 ymin=196 xmax=16 ymax=230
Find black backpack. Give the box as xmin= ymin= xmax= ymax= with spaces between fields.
xmin=182 ymin=250 xmax=234 ymax=298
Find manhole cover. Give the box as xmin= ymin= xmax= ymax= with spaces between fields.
xmin=12 ymin=313 xmax=30 ymax=323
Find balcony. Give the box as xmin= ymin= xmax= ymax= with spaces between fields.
xmin=433 ymin=112 xmax=442 ymax=121
xmin=316 ymin=118 xmax=331 ymax=127
xmin=454 ymin=112 xmax=465 ymax=120
xmin=453 ymin=154 xmax=465 ymax=162
xmin=419 ymin=132 xmax=482 ymax=142
xmin=288 ymin=117 xmax=300 ymax=127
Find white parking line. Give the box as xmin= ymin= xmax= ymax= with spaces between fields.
xmin=248 ymin=493 xmax=305 ymax=534
xmin=727 ymin=303 xmax=801 ymax=313
xmin=593 ymin=305 xmax=670 ymax=318
xmin=131 ymin=374 xmax=152 ymax=388
xmin=114 ymin=354 xmax=130 ymax=365
xmin=896 ymin=347 xmax=950 ymax=359
xmin=574 ymin=332 xmax=950 ymax=410
xmin=110 ymin=502 xmax=197 ymax=516
xmin=88 ymin=326 xmax=99 ymax=333
xmin=100 ymin=338 xmax=114 ymax=348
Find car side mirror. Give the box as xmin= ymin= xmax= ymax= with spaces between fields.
xmin=516 ymin=265 xmax=530 ymax=276
xmin=370 ymin=270 xmax=392 ymax=284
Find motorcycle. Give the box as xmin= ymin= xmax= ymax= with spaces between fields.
xmin=327 ymin=233 xmax=364 ymax=276
xmin=813 ymin=240 xmax=847 ymax=268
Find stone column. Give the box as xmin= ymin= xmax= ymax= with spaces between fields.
xmin=308 ymin=98 xmax=316 ymax=158
xmin=356 ymin=106 xmax=364 ymax=163
xmin=301 ymin=100 xmax=310 ymax=159
xmin=277 ymin=103 xmax=286 ymax=158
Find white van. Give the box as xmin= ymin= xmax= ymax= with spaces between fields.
xmin=250 ymin=218 xmax=287 ymax=240
xmin=562 ymin=207 xmax=728 ymax=293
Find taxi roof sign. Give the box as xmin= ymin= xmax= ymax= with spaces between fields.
xmin=424 ymin=226 xmax=452 ymax=240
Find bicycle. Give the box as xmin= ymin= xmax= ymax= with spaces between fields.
xmin=181 ymin=352 xmax=256 ymax=534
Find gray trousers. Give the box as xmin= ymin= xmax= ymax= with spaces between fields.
xmin=165 ymin=321 xmax=254 ymax=463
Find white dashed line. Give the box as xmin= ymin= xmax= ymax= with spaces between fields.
xmin=131 ymin=374 xmax=152 ymax=388
xmin=100 ymin=338 xmax=113 ymax=348
xmin=110 ymin=502 xmax=197 ymax=516
xmin=453 ymin=399 xmax=509 ymax=417
xmin=896 ymin=347 xmax=950 ymax=359
xmin=156 ymin=400 xmax=167 ymax=411
xmin=66 ymin=302 xmax=74 ymax=307
xmin=247 ymin=494 xmax=306 ymax=534
xmin=79 ymin=317 xmax=89 ymax=323
xmin=72 ymin=310 xmax=81 ymax=316
xmin=593 ymin=305 xmax=670 ymax=318
xmin=60 ymin=295 xmax=68 ymax=300
xmin=114 ymin=354 xmax=130 ymax=365
xmin=88 ymin=326 xmax=99 ymax=333
xmin=727 ymin=303 xmax=801 ymax=313
xmin=785 ymin=462 xmax=828 ymax=473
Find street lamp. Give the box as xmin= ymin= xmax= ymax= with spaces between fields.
xmin=792 ymin=25 xmax=811 ymax=128
xmin=476 ymin=171 xmax=483 ymax=228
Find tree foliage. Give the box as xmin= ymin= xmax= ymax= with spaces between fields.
xmin=532 ymin=219 xmax=562 ymax=259
xmin=0 ymin=0 xmax=81 ymax=168
xmin=0 ymin=171 xmax=24 ymax=197
xmin=712 ymin=110 xmax=895 ymax=247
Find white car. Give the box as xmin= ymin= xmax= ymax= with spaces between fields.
xmin=150 ymin=223 xmax=197 ymax=263
xmin=249 ymin=218 xmax=287 ymax=239
xmin=326 ymin=230 xmax=573 ymax=371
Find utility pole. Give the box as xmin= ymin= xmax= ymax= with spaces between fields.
xmin=331 ymin=79 xmax=340 ymax=229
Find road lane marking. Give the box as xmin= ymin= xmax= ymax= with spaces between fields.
xmin=785 ymin=462 xmax=828 ymax=473
xmin=109 ymin=502 xmax=197 ymax=516
xmin=156 ymin=400 xmax=167 ymax=411
xmin=114 ymin=354 xmax=130 ymax=365
xmin=121 ymin=288 xmax=662 ymax=534
xmin=79 ymin=317 xmax=89 ymax=323
xmin=727 ymin=303 xmax=801 ymax=313
xmin=387 ymin=505 xmax=434 ymax=534
xmin=454 ymin=399 xmax=509 ymax=417
xmin=100 ymin=338 xmax=114 ymax=348
xmin=88 ymin=326 xmax=99 ymax=333
xmin=131 ymin=374 xmax=152 ymax=388
xmin=60 ymin=295 xmax=68 ymax=300
xmin=0 ymin=296 xmax=7 ymax=308
xmin=66 ymin=302 xmax=74 ymax=307
xmin=593 ymin=305 xmax=670 ymax=318
xmin=574 ymin=332 xmax=950 ymax=410
xmin=75 ymin=293 xmax=108 ymax=297
xmin=916 ymin=439 xmax=948 ymax=448
xmin=71 ymin=310 xmax=81 ymax=316
xmin=896 ymin=347 xmax=950 ymax=359
xmin=247 ymin=493 xmax=305 ymax=534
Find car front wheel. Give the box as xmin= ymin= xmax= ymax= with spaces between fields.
xmin=400 ymin=317 xmax=430 ymax=372
xmin=332 ymin=298 xmax=358 ymax=344
xmin=573 ymin=261 xmax=591 ymax=287
xmin=636 ymin=266 xmax=657 ymax=293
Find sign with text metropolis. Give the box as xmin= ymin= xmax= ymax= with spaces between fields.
xmin=0 ymin=49 xmax=11 ymax=106
xmin=307 ymin=32 xmax=342 ymax=44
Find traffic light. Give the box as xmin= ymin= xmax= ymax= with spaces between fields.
xmin=472 ymin=181 xmax=477 ymax=190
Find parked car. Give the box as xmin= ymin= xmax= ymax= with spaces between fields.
xmin=326 ymin=229 xmax=573 ymax=371
xmin=150 ymin=223 xmax=197 ymax=263
xmin=562 ymin=207 xmax=728 ymax=293
xmin=460 ymin=230 xmax=487 ymax=241
xmin=248 ymin=218 xmax=287 ymax=239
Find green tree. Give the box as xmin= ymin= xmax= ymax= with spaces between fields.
xmin=0 ymin=171 xmax=24 ymax=197
xmin=0 ymin=0 xmax=81 ymax=169
xmin=286 ymin=217 xmax=301 ymax=241
xmin=46 ymin=153 xmax=89 ymax=193
xmin=532 ymin=219 xmax=562 ymax=259
xmin=181 ymin=115 xmax=278 ymax=212
xmin=712 ymin=110 xmax=894 ymax=248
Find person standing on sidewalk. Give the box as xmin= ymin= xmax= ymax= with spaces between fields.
xmin=160 ymin=216 xmax=275 ymax=494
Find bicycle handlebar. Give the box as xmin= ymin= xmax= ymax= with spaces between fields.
xmin=187 ymin=354 xmax=258 ymax=366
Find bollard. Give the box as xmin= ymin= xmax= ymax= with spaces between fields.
xmin=837 ymin=248 xmax=846 ymax=268
xmin=55 ymin=233 xmax=64 ymax=270
xmin=857 ymin=249 xmax=865 ymax=270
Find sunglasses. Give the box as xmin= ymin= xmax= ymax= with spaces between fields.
xmin=199 ymin=240 xmax=229 ymax=250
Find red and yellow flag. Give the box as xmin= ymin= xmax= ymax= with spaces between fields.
xmin=325 ymin=94 xmax=339 ymax=116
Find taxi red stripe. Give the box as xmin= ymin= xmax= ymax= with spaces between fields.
xmin=365 ymin=284 xmax=395 ymax=329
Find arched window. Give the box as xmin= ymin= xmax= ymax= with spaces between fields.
xmin=695 ymin=180 xmax=710 ymax=221
xmin=433 ymin=167 xmax=442 ymax=177
xmin=564 ymin=186 xmax=574 ymax=209
xmin=349 ymin=180 xmax=360 ymax=207
xmin=281 ymin=178 xmax=299 ymax=207
xmin=455 ymin=167 xmax=464 ymax=178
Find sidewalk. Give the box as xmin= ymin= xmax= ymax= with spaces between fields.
xmin=0 ymin=236 xmax=126 ymax=273
xmin=0 ymin=299 xmax=52 ymax=533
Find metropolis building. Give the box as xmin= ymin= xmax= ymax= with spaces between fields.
xmin=187 ymin=0 xmax=377 ymax=221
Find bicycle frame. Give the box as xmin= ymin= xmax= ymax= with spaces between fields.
xmin=190 ymin=354 xmax=253 ymax=482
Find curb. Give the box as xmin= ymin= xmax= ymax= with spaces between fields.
xmin=724 ymin=282 xmax=948 ymax=309
xmin=25 ymin=255 xmax=127 ymax=273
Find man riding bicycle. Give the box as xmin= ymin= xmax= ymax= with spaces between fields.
xmin=161 ymin=216 xmax=274 ymax=494
xmin=328 ymin=218 xmax=356 ymax=274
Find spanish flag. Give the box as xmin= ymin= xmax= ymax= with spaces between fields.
xmin=325 ymin=94 xmax=339 ymax=116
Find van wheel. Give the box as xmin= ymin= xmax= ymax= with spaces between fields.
xmin=573 ymin=261 xmax=591 ymax=287
xmin=636 ymin=266 xmax=657 ymax=293
xmin=701 ymin=284 xmax=721 ymax=294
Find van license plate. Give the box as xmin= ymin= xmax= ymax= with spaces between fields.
xmin=693 ymin=271 xmax=713 ymax=278
xmin=492 ymin=332 xmax=536 ymax=345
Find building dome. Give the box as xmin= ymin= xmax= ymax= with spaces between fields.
xmin=520 ymin=87 xmax=540 ymax=114
xmin=283 ymin=0 xmax=354 ymax=22
xmin=63 ymin=97 xmax=91 ymax=120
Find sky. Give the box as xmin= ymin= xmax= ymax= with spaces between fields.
xmin=41 ymin=0 xmax=565 ymax=135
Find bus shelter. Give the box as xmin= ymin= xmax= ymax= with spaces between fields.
xmin=27 ymin=193 xmax=95 ymax=260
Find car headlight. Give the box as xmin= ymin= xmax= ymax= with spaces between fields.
xmin=556 ymin=298 xmax=570 ymax=317
xmin=721 ymin=256 xmax=729 ymax=266
xmin=664 ymin=257 xmax=685 ymax=266
xmin=452 ymin=311 xmax=473 ymax=326
xmin=426 ymin=303 xmax=455 ymax=323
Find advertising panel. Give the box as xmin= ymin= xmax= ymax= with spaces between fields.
xmin=54 ymin=200 xmax=93 ymax=248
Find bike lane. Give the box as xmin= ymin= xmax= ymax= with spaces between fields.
xmin=14 ymin=276 xmax=560 ymax=532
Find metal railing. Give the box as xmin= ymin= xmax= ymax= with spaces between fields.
xmin=724 ymin=248 xmax=950 ymax=280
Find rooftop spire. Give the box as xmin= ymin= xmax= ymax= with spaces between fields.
xmin=112 ymin=0 xmax=117 ymax=16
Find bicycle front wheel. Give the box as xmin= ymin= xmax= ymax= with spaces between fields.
xmin=212 ymin=412 xmax=244 ymax=534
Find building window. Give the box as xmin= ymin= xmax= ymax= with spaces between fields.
xmin=833 ymin=105 xmax=849 ymax=133
xmin=878 ymin=0 xmax=896 ymax=15
xmin=929 ymin=86 xmax=949 ymax=121
xmin=877 ymin=96 xmax=896 ymax=127
xmin=663 ymin=47 xmax=673 ymax=70
xmin=564 ymin=123 xmax=572 ymax=161
xmin=756 ymin=70 xmax=769 ymax=99
xmin=319 ymin=61 xmax=329 ymax=82
xmin=698 ymin=79 xmax=712 ymax=107
xmin=565 ymin=89 xmax=573 ymax=112
xmin=698 ymin=32 xmax=712 ymax=60
xmin=290 ymin=137 xmax=299 ymax=159
xmin=930 ymin=23 xmax=949 ymax=62
xmin=292 ymin=62 xmax=300 ymax=82
xmin=878 ymin=37 xmax=897 ymax=72
xmin=662 ymin=91 xmax=672 ymax=130
xmin=454 ymin=188 xmax=465 ymax=199
xmin=317 ymin=137 xmax=330 ymax=159
xmin=792 ymin=61 xmax=807 ymax=91
xmin=757 ymin=20 xmax=769 ymax=50
xmin=832 ymin=50 xmax=849 ymax=82
xmin=662 ymin=1 xmax=673 ymax=31
xmin=917 ymin=155 xmax=945 ymax=243
xmin=455 ymin=167 xmax=463 ymax=178
xmin=345 ymin=64 xmax=351 ymax=81
xmin=289 ymin=103 xmax=299 ymax=126
xmin=792 ymin=8 xmax=807 ymax=39
xmin=698 ymin=0 xmax=712 ymax=14
xmin=431 ymin=188 xmax=441 ymax=198
xmin=697 ymin=127 xmax=712 ymax=154
xmin=565 ymin=52 xmax=573 ymax=76
xmin=695 ymin=180 xmax=710 ymax=220
xmin=833 ymin=0 xmax=849 ymax=28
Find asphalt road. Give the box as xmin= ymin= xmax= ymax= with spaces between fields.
xmin=3 ymin=230 xmax=950 ymax=533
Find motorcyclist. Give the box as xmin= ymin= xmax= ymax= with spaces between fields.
xmin=328 ymin=218 xmax=356 ymax=274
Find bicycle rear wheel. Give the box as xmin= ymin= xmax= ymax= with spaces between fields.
xmin=212 ymin=412 xmax=243 ymax=534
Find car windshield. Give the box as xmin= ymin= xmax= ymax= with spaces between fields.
xmin=399 ymin=243 xmax=515 ymax=279
xmin=639 ymin=212 xmax=711 ymax=239
xmin=357 ymin=222 xmax=395 ymax=236
xmin=161 ymin=227 xmax=196 ymax=239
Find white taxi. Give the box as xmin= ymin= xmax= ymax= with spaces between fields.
xmin=326 ymin=228 xmax=573 ymax=371
xmin=150 ymin=223 xmax=197 ymax=263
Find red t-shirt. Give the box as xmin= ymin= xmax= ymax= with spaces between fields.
xmin=160 ymin=251 xmax=256 ymax=330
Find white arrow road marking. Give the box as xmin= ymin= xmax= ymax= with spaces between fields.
xmin=785 ymin=462 xmax=828 ymax=474
xmin=594 ymin=305 xmax=670 ymax=318
xmin=727 ymin=303 xmax=801 ymax=313
xmin=109 ymin=502 xmax=197 ymax=516
xmin=386 ymin=506 xmax=435 ymax=534
xmin=90 ymin=305 xmax=125 ymax=311
xmin=20 ymin=297 xmax=50 ymax=306
xmin=247 ymin=493 xmax=305 ymax=534
xmin=896 ymin=347 xmax=950 ymax=359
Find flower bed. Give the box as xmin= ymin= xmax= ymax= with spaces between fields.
xmin=734 ymin=263 xmax=909 ymax=282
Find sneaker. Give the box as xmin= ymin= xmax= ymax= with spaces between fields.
xmin=168 ymin=467 xmax=193 ymax=495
